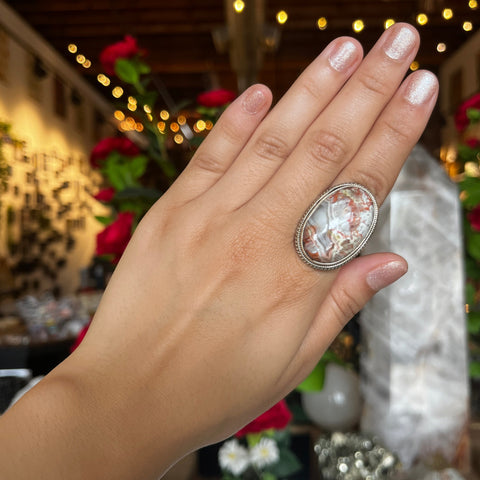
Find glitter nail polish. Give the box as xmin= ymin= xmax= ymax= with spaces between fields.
xmin=384 ymin=27 xmax=416 ymax=60
xmin=405 ymin=71 xmax=437 ymax=105
xmin=328 ymin=41 xmax=357 ymax=72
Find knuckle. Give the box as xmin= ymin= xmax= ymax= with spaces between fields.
xmin=305 ymin=129 xmax=350 ymax=170
xmin=300 ymin=76 xmax=324 ymax=101
xmin=252 ymin=132 xmax=291 ymax=163
xmin=330 ymin=287 xmax=361 ymax=329
xmin=353 ymin=167 xmax=389 ymax=201
xmin=380 ymin=117 xmax=412 ymax=146
xmin=191 ymin=152 xmax=226 ymax=176
xmin=357 ymin=70 xmax=389 ymax=98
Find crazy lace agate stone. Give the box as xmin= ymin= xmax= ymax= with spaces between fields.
xmin=296 ymin=184 xmax=377 ymax=270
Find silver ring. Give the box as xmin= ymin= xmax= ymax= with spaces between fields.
xmin=295 ymin=183 xmax=378 ymax=271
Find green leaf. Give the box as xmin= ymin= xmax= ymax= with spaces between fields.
xmin=115 ymin=58 xmax=140 ymax=85
xmin=466 ymin=257 xmax=480 ymax=280
xmin=468 ymin=231 xmax=480 ymax=261
xmin=468 ymin=311 xmax=480 ymax=334
xmin=136 ymin=60 xmax=151 ymax=75
xmin=261 ymin=473 xmax=277 ymax=480
xmin=470 ymin=361 xmax=480 ymax=378
xmin=115 ymin=186 xmax=162 ymax=201
xmin=246 ymin=433 xmax=263 ymax=448
xmin=268 ymin=448 xmax=302 ymax=477
xmin=95 ymin=216 xmax=113 ymax=226
xmin=467 ymin=108 xmax=480 ymax=124
xmin=103 ymin=160 xmax=127 ymax=191
xmin=460 ymin=177 xmax=480 ymax=207
xmin=466 ymin=282 xmax=476 ymax=305
xmin=296 ymin=361 xmax=326 ymax=392
xmin=127 ymin=155 xmax=149 ymax=179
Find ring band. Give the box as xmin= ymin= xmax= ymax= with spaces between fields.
xmin=295 ymin=183 xmax=378 ymax=270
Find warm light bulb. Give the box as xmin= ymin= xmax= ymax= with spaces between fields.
xmin=143 ymin=105 xmax=152 ymax=114
xmin=128 ymin=96 xmax=137 ymax=105
xmin=469 ymin=0 xmax=478 ymax=9
xmin=82 ymin=59 xmax=91 ymax=68
xmin=464 ymin=21 xmax=473 ymax=31
xmin=114 ymin=110 xmax=125 ymax=121
xmin=68 ymin=44 xmax=77 ymax=53
xmin=233 ymin=0 xmax=244 ymax=13
xmin=157 ymin=121 xmax=165 ymax=132
xmin=416 ymin=13 xmax=428 ymax=25
xmin=352 ymin=19 xmax=364 ymax=33
xmin=112 ymin=86 xmax=124 ymax=98
xmin=170 ymin=122 xmax=180 ymax=132
xmin=437 ymin=42 xmax=447 ymax=52
xmin=76 ymin=54 xmax=86 ymax=64
xmin=277 ymin=10 xmax=288 ymax=24
xmin=160 ymin=110 xmax=170 ymax=120
xmin=410 ymin=61 xmax=420 ymax=71
xmin=317 ymin=17 xmax=327 ymax=30
xmin=177 ymin=115 xmax=186 ymax=125
xmin=174 ymin=134 xmax=184 ymax=144
xmin=384 ymin=19 xmax=395 ymax=29
xmin=196 ymin=120 xmax=206 ymax=132
xmin=205 ymin=120 xmax=213 ymax=130
xmin=442 ymin=8 xmax=453 ymax=20
xmin=127 ymin=103 xmax=137 ymax=111
xmin=135 ymin=122 xmax=144 ymax=132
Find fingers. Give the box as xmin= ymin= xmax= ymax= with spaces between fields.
xmin=164 ymin=84 xmax=272 ymax=206
xmin=252 ymin=23 xmax=423 ymax=222
xmin=283 ymin=253 xmax=408 ymax=390
xmin=334 ymin=69 xmax=438 ymax=203
xmin=204 ymin=37 xmax=363 ymax=210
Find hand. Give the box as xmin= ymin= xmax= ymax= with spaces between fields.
xmin=1 ymin=23 xmax=437 ymax=480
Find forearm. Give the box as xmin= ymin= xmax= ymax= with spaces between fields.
xmin=0 ymin=353 xmax=182 ymax=480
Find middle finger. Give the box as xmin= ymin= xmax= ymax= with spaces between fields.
xmin=252 ymin=23 xmax=419 ymax=220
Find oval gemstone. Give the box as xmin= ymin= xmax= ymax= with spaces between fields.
xmin=296 ymin=184 xmax=378 ymax=270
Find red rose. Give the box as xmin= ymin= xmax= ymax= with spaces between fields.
xmin=90 ymin=137 xmax=140 ymax=168
xmin=197 ymin=88 xmax=236 ymax=107
xmin=469 ymin=205 xmax=480 ymax=232
xmin=236 ymin=399 xmax=292 ymax=437
xmin=70 ymin=321 xmax=91 ymax=353
xmin=466 ymin=137 xmax=480 ymax=149
xmin=455 ymin=93 xmax=480 ymax=132
xmin=100 ymin=35 xmax=141 ymax=76
xmin=96 ymin=211 xmax=135 ymax=262
xmin=94 ymin=187 xmax=115 ymax=202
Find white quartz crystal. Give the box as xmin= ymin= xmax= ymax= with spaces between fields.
xmin=360 ymin=145 xmax=469 ymax=469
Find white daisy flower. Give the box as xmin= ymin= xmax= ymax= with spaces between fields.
xmin=250 ymin=437 xmax=280 ymax=469
xmin=218 ymin=438 xmax=250 ymax=476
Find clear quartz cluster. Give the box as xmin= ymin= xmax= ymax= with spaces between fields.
xmin=359 ymin=146 xmax=469 ymax=469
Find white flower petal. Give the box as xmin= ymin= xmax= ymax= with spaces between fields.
xmin=250 ymin=437 xmax=280 ymax=469
xmin=218 ymin=439 xmax=250 ymax=476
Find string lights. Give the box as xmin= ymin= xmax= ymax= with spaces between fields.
xmin=66 ymin=3 xmax=478 ymax=140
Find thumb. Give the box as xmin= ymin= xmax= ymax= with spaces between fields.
xmin=298 ymin=253 xmax=407 ymax=369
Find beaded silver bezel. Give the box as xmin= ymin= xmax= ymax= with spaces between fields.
xmin=294 ymin=183 xmax=378 ymax=271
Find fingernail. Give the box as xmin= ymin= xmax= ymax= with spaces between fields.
xmin=328 ymin=40 xmax=358 ymax=72
xmin=242 ymin=87 xmax=267 ymax=114
xmin=405 ymin=71 xmax=437 ymax=105
xmin=366 ymin=260 xmax=408 ymax=292
xmin=384 ymin=26 xmax=416 ymax=60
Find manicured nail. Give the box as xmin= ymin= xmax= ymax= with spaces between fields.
xmin=328 ymin=40 xmax=358 ymax=72
xmin=242 ymin=87 xmax=267 ymax=114
xmin=384 ymin=26 xmax=416 ymax=60
xmin=366 ymin=260 xmax=408 ymax=292
xmin=405 ymin=71 xmax=437 ymax=105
